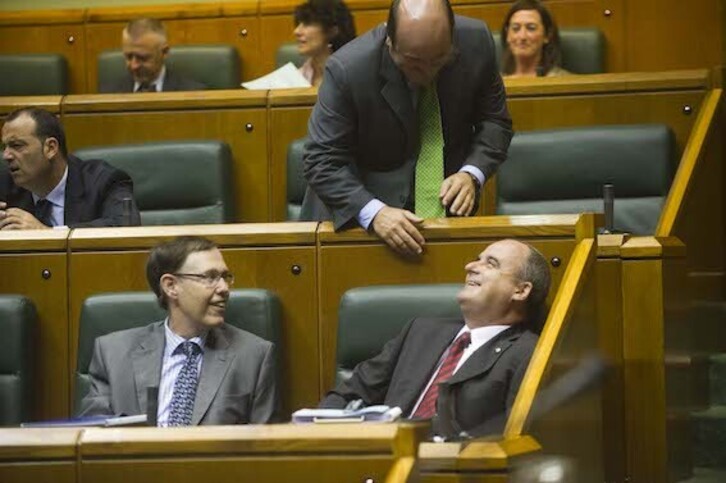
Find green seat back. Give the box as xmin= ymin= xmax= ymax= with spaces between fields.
xmin=275 ymin=42 xmax=305 ymax=69
xmin=496 ymin=124 xmax=676 ymax=235
xmin=493 ymin=27 xmax=605 ymax=74
xmin=0 ymin=295 xmax=36 ymax=426
xmin=286 ymin=137 xmax=307 ymax=221
xmin=0 ymin=54 xmax=68 ymax=95
xmin=97 ymin=45 xmax=241 ymax=90
xmin=74 ymin=141 xmax=235 ymax=225
xmin=336 ymin=284 xmax=462 ymax=384
xmin=74 ymin=289 xmax=282 ymax=414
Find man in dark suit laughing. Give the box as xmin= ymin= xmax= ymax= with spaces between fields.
xmin=0 ymin=107 xmax=140 ymax=229
xmin=320 ymin=239 xmax=551 ymax=437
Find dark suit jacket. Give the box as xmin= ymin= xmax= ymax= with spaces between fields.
xmin=98 ymin=66 xmax=207 ymax=93
xmin=301 ymin=16 xmax=513 ymax=229
xmin=0 ymin=155 xmax=140 ymax=228
xmin=79 ymin=321 xmax=280 ymax=425
xmin=320 ymin=318 xmax=537 ymax=436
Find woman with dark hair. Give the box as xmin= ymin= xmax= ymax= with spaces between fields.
xmin=293 ymin=0 xmax=356 ymax=87
xmin=500 ymin=0 xmax=569 ymax=77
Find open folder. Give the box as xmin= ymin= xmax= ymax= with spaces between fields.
xmin=20 ymin=414 xmax=147 ymax=428
xmin=292 ymin=405 xmax=402 ymax=424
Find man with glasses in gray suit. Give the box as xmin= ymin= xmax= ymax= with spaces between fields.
xmin=79 ymin=236 xmax=279 ymax=425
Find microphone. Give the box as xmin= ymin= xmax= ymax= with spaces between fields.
xmin=601 ymin=184 xmax=615 ymax=234
xmin=122 ymin=197 xmax=133 ymax=226
xmin=146 ymin=386 xmax=159 ymax=426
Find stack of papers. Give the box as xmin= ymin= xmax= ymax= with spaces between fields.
xmin=241 ymin=63 xmax=312 ymax=90
xmin=292 ymin=405 xmax=402 ymax=423
xmin=21 ymin=414 xmax=148 ymax=428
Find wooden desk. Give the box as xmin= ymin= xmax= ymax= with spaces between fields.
xmin=0 ymin=428 xmax=80 ymax=483
xmin=316 ymin=213 xmax=598 ymax=395
xmin=0 ymin=230 xmax=70 ymax=420
xmin=62 ymin=90 xmax=270 ymax=223
xmin=78 ymin=423 xmax=427 ymax=483
xmin=67 ymin=223 xmax=319 ymax=415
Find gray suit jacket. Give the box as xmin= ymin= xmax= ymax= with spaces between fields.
xmin=301 ymin=16 xmax=513 ymax=229
xmin=320 ymin=317 xmax=536 ymax=436
xmin=80 ymin=321 xmax=279 ymax=425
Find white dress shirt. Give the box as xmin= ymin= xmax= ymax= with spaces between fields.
xmin=134 ymin=66 xmax=166 ymax=93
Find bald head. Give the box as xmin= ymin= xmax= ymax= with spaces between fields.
xmin=386 ymin=0 xmax=455 ymax=86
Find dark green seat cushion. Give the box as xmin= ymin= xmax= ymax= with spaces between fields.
xmin=0 ymin=54 xmax=68 ymax=95
xmin=496 ymin=124 xmax=675 ymax=235
xmin=74 ymin=141 xmax=235 ymax=225
xmin=0 ymin=295 xmax=36 ymax=425
xmin=286 ymin=137 xmax=307 ymax=221
xmin=335 ymin=284 xmax=462 ymax=384
xmin=98 ymin=45 xmax=241 ymax=90
xmin=275 ymin=43 xmax=305 ymax=69
xmin=493 ymin=27 xmax=605 ymax=74
xmin=74 ymin=289 xmax=281 ymax=414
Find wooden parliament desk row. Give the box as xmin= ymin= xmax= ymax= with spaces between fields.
xmin=1 ymin=68 xmax=721 ymax=303
xmin=0 ymin=69 xmax=718 ymax=227
xmin=0 ymin=229 xmax=689 ymax=483
xmin=0 ymin=0 xmax=723 ymax=94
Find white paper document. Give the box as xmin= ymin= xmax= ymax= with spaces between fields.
xmin=241 ymin=62 xmax=312 ymax=90
xmin=292 ymin=405 xmax=403 ymax=424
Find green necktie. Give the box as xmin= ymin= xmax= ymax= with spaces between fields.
xmin=415 ymin=84 xmax=446 ymax=218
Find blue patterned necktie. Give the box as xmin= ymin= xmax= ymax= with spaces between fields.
xmin=34 ymin=199 xmax=53 ymax=227
xmin=168 ymin=341 xmax=202 ymax=426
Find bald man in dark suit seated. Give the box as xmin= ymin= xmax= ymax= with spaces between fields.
xmin=320 ymin=239 xmax=551 ymax=437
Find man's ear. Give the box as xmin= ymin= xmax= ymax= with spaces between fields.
xmin=512 ymin=281 xmax=533 ymax=302
xmin=161 ymin=44 xmax=170 ymax=59
xmin=43 ymin=137 xmax=59 ymax=160
xmin=160 ymin=273 xmax=178 ymax=302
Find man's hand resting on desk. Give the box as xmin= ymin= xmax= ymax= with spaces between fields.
xmin=0 ymin=202 xmax=49 ymax=230
xmin=371 ymin=206 xmax=425 ymax=257
xmin=440 ymin=172 xmax=476 ymax=216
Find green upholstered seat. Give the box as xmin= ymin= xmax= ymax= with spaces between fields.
xmin=493 ymin=27 xmax=605 ymax=74
xmin=0 ymin=295 xmax=36 ymax=426
xmin=335 ymin=284 xmax=462 ymax=384
xmin=275 ymin=42 xmax=305 ymax=69
xmin=496 ymin=124 xmax=676 ymax=235
xmin=97 ymin=45 xmax=241 ymax=90
xmin=286 ymin=137 xmax=307 ymax=221
xmin=74 ymin=141 xmax=235 ymax=225
xmin=74 ymin=289 xmax=282 ymax=414
xmin=0 ymin=54 xmax=68 ymax=96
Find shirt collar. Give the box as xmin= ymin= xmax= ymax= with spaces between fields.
xmin=458 ymin=324 xmax=511 ymax=346
xmin=31 ymin=165 xmax=68 ymax=208
xmin=163 ymin=317 xmax=207 ymax=358
xmin=133 ymin=65 xmax=166 ymax=93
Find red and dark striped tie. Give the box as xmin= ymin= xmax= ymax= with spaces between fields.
xmin=413 ymin=331 xmax=471 ymax=419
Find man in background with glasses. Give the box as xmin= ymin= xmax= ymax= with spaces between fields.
xmin=80 ymin=236 xmax=279 ymax=426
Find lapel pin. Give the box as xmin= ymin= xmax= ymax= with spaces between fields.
xmin=494 ymin=347 xmax=502 ymax=353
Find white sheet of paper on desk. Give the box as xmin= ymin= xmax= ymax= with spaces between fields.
xmin=291 ymin=405 xmax=403 ymax=423
xmin=241 ymin=62 xmax=312 ymax=90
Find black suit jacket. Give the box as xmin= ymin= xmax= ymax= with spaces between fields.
xmin=98 ymin=66 xmax=207 ymax=93
xmin=320 ymin=317 xmax=537 ymax=436
xmin=0 ymin=155 xmax=141 ymax=228
xmin=301 ymin=16 xmax=513 ymax=229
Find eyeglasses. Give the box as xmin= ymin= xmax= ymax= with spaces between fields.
xmin=173 ymin=271 xmax=235 ymax=287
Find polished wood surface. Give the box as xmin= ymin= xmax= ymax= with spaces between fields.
xmin=67 ymin=224 xmax=319 ymax=415
xmin=63 ymin=92 xmax=269 ymax=223
xmin=0 ymin=428 xmax=79 ymax=483
xmin=419 ymin=435 xmax=541 ymax=472
xmin=317 ymin=214 xmax=596 ymax=395
xmin=620 ymin=236 xmax=688 ymax=483
xmin=0 ymin=231 xmax=70 ymax=420
xmin=0 ymin=96 xmax=62 ymax=116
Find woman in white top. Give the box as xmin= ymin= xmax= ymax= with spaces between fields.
xmin=500 ymin=0 xmax=570 ymax=78
xmin=293 ymin=0 xmax=356 ymax=87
